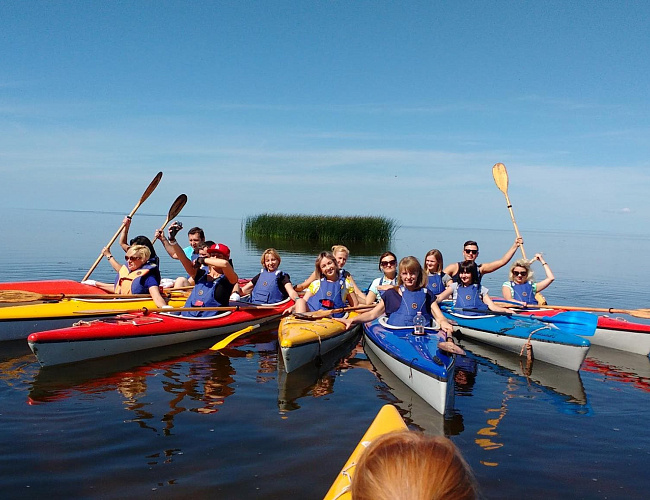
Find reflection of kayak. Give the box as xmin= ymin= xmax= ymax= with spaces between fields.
xmin=278 ymin=313 xmax=361 ymax=373
xmin=363 ymin=317 xmax=455 ymax=415
xmin=0 ymin=295 xmax=188 ymax=342
xmin=581 ymin=345 xmax=650 ymax=393
xmin=459 ymin=338 xmax=591 ymax=413
xmin=506 ymin=306 xmax=650 ymax=356
xmin=323 ymin=404 xmax=407 ymax=500
xmin=28 ymin=300 xmax=292 ymax=367
xmin=441 ymin=306 xmax=590 ymax=371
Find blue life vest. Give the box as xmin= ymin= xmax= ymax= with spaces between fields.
xmin=182 ymin=274 xmax=227 ymax=317
xmin=251 ymin=270 xmax=286 ymax=304
xmin=387 ymin=286 xmax=433 ymax=327
xmin=307 ymin=276 xmax=346 ymax=317
xmin=511 ymin=281 xmax=536 ymax=304
xmin=454 ymin=283 xmax=487 ymax=315
xmin=452 ymin=261 xmax=482 ymax=284
xmin=426 ymin=273 xmax=445 ymax=298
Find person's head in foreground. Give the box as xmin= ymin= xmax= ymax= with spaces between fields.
xmin=351 ymin=430 xmax=478 ymax=500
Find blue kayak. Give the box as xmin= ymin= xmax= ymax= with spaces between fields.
xmin=441 ymin=306 xmax=590 ymax=371
xmin=363 ymin=317 xmax=456 ymax=415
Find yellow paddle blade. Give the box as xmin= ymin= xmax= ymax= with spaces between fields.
xmin=492 ymin=162 xmax=509 ymax=194
xmin=210 ymin=324 xmax=261 ymax=350
xmin=629 ymin=308 xmax=650 ymax=319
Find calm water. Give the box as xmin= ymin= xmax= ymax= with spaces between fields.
xmin=1 ymin=208 xmax=649 ymax=499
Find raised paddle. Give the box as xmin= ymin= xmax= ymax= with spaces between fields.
xmin=83 ymin=172 xmax=163 ymax=282
xmin=492 ymin=162 xmax=527 ymax=260
xmin=293 ymin=304 xmax=375 ymax=320
xmin=210 ymin=324 xmax=262 ymax=350
xmin=154 ymin=194 xmax=188 ymax=239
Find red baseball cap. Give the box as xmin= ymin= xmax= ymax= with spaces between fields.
xmin=206 ymin=243 xmax=231 ymax=259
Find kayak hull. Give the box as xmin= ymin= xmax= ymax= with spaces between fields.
xmin=278 ymin=313 xmax=361 ymax=373
xmin=28 ymin=300 xmax=292 ymax=366
xmin=323 ymin=404 xmax=407 ymax=500
xmin=0 ymin=296 xmax=188 ymax=341
xmin=0 ymin=279 xmax=106 ymax=295
xmin=363 ymin=317 xmax=455 ymax=414
xmin=442 ymin=308 xmax=590 ymax=371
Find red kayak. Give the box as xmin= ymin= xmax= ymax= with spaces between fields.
xmin=0 ymin=280 xmax=108 ymax=295
xmin=28 ymin=299 xmax=293 ymax=367
xmin=501 ymin=303 xmax=650 ymax=356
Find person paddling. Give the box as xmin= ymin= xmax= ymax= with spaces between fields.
xmin=158 ymin=226 xmax=238 ymax=317
xmin=239 ymin=248 xmax=300 ymax=304
xmin=424 ymin=248 xmax=451 ymax=299
xmin=364 ymin=252 xmax=398 ymax=305
xmin=436 ymin=260 xmax=511 ymax=315
xmin=337 ymin=256 xmax=454 ymax=339
xmin=289 ymin=251 xmax=358 ymax=317
xmin=443 ymin=237 xmax=524 ymax=284
xmin=502 ymin=253 xmax=555 ymax=306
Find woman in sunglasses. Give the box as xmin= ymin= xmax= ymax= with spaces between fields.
xmin=85 ymin=244 xmax=168 ymax=308
xmin=364 ymin=252 xmax=398 ymax=304
xmin=424 ymin=249 xmax=450 ymax=300
xmin=502 ymin=253 xmax=554 ymax=306
xmin=290 ymin=251 xmax=358 ymax=317
xmin=436 ymin=260 xmax=510 ymax=315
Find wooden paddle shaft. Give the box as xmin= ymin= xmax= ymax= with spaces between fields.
xmin=83 ymin=172 xmax=163 ymax=281
xmin=493 ymin=163 xmax=527 ymax=260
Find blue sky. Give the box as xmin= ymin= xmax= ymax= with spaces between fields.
xmin=1 ymin=1 xmax=648 ymax=233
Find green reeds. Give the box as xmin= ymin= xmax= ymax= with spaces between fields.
xmin=244 ymin=214 xmax=397 ymax=244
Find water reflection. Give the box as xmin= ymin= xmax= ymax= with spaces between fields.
xmin=277 ymin=333 xmax=362 ymax=412
xmin=28 ymin=338 xmax=238 ymax=429
xmin=364 ymin=345 xmax=464 ymax=436
xmin=581 ymin=345 xmax=650 ymax=392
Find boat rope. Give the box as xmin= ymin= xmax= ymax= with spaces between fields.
xmin=409 ymin=358 xmax=418 ymax=380
xmin=330 ymin=440 xmax=372 ymax=500
xmin=518 ymin=325 xmax=549 ymax=359
xmin=72 ymin=320 xmax=93 ymax=327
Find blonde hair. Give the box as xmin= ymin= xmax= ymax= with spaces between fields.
xmin=126 ymin=244 xmax=151 ymax=263
xmin=331 ymin=245 xmax=350 ymax=257
xmin=351 ymin=431 xmax=478 ymax=500
xmin=424 ymin=249 xmax=444 ymax=274
xmin=508 ymin=259 xmax=534 ymax=282
xmin=260 ymin=248 xmax=281 ymax=269
xmin=315 ymin=251 xmax=339 ymax=279
xmin=397 ymin=256 xmax=427 ymax=289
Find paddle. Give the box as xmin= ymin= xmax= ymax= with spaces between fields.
xmin=154 ymin=194 xmax=188 ymax=240
xmin=210 ymin=324 xmax=262 ymax=350
xmin=492 ymin=162 xmax=527 ymax=260
xmin=293 ymin=304 xmax=375 ymax=320
xmin=74 ymin=304 xmax=279 ymax=315
xmin=523 ymin=303 xmax=650 ymax=320
xmin=455 ymin=307 xmax=598 ymax=337
xmin=83 ymin=172 xmax=163 ymax=282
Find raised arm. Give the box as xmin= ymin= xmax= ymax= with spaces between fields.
xmin=119 ymin=216 xmax=132 ymax=252
xmin=533 ymin=253 xmax=555 ymax=292
xmin=479 ymin=237 xmax=523 ymax=275
xmin=102 ymin=246 xmax=122 ymax=273
xmin=155 ymin=223 xmax=182 ymax=260
xmin=294 ymin=270 xmax=318 ymax=292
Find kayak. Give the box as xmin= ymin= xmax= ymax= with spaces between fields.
xmin=363 ymin=317 xmax=456 ymax=415
xmin=504 ymin=306 xmax=650 ymax=356
xmin=441 ymin=306 xmax=590 ymax=371
xmin=0 ymin=279 xmax=106 ymax=296
xmin=28 ymin=299 xmax=293 ymax=367
xmin=323 ymin=404 xmax=407 ymax=500
xmin=0 ymin=295 xmax=189 ymax=342
xmin=278 ymin=313 xmax=361 ymax=373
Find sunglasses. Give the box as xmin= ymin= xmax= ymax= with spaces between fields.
xmin=513 ymin=270 xmax=528 ymax=277
xmin=380 ymin=259 xmax=397 ymax=267
xmin=464 ymin=249 xmax=478 ymax=255
xmin=125 ymin=255 xmax=141 ymax=262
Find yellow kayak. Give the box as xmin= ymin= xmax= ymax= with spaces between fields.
xmin=0 ymin=295 xmax=188 ymax=341
xmin=278 ymin=312 xmax=361 ymax=373
xmin=323 ymin=404 xmax=408 ymax=500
